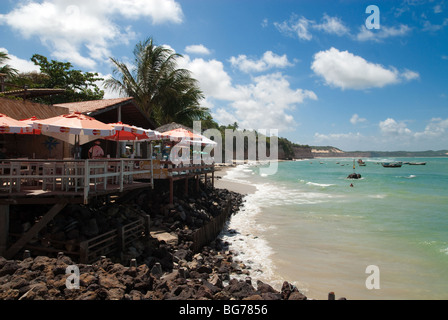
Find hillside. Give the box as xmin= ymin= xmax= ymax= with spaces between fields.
xmin=310 ymin=147 xmax=448 ymax=158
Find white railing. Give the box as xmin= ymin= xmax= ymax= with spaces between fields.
xmin=0 ymin=159 xmax=153 ymax=203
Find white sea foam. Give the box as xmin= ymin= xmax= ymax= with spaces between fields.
xmin=219 ymin=190 xmax=277 ymax=281
xmin=306 ymin=182 xmax=335 ymax=187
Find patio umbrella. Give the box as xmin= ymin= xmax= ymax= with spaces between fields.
xmin=19 ymin=116 xmax=42 ymax=134
xmin=105 ymin=122 xmax=161 ymax=141
xmin=160 ymin=127 xmax=204 ymax=141
xmin=32 ymin=112 xmax=115 ymax=145
xmin=161 ymin=127 xmax=217 ymax=146
xmin=0 ymin=113 xmax=33 ymax=134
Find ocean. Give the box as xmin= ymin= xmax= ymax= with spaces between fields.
xmin=219 ymin=157 xmax=448 ymax=300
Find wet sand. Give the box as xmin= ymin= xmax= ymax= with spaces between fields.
xmin=213 ymin=166 xmax=257 ymax=195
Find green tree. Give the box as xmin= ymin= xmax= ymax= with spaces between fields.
xmin=25 ymin=54 xmax=104 ymax=104
xmin=0 ymin=51 xmax=18 ymax=78
xmin=105 ymin=37 xmax=210 ymax=127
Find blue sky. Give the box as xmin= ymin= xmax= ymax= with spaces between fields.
xmin=1 ymin=0 xmax=447 ymax=151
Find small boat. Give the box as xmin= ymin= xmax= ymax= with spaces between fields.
xmin=382 ymin=162 xmax=403 ymax=168
xmin=408 ymin=162 xmax=426 ymax=165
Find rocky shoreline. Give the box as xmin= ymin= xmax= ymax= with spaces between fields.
xmin=0 ymin=182 xmax=316 ymax=301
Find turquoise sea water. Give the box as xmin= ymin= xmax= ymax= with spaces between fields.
xmin=220 ymin=157 xmax=448 ymax=300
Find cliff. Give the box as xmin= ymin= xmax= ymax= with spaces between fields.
xmin=278 ymin=144 xmax=314 ymax=160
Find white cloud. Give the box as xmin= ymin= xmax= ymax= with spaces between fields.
xmin=379 ymin=118 xmax=412 ymax=136
xmin=401 ymin=69 xmax=420 ymax=81
xmin=356 ymin=24 xmax=411 ymax=42
xmin=350 ymin=114 xmax=367 ymax=125
xmin=314 ymin=14 xmax=349 ymax=36
xmin=274 ymin=14 xmax=313 ymax=40
xmin=0 ymin=0 xmax=183 ymax=68
xmin=415 ymin=117 xmax=448 ymax=138
xmin=229 ymin=72 xmax=317 ymax=130
xmin=179 ymin=54 xmax=317 ymax=131
xmin=274 ymin=13 xmax=350 ymax=41
xmin=311 ymin=47 xmax=418 ymax=90
xmin=434 ymin=4 xmax=443 ymax=14
xmin=314 ymin=117 xmax=448 ymax=151
xmin=229 ymin=51 xmax=294 ymax=73
xmin=185 ymin=44 xmax=211 ymax=56
xmin=0 ymin=48 xmax=40 ymax=73
xmin=422 ymin=18 xmax=448 ymax=32
xmin=178 ymin=56 xmax=244 ymax=101
xmin=261 ymin=18 xmax=269 ymax=28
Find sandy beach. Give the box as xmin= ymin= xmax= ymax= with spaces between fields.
xmin=214 ymin=165 xmax=257 ymax=195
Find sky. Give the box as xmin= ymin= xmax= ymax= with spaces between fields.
xmin=1 ymin=0 xmax=447 ymax=151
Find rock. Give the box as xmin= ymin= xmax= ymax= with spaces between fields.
xmin=173 ymin=249 xmax=193 ymax=263
xmin=243 ymin=294 xmax=263 ymax=300
xmin=223 ymin=279 xmax=256 ymax=300
xmin=0 ymin=260 xmax=20 ymax=277
xmin=256 ymin=280 xmax=278 ymax=294
xmin=0 ymin=289 xmax=20 ymax=300
xmin=261 ymin=292 xmax=282 ymax=300
xmin=288 ymin=291 xmax=307 ymax=300
xmin=98 ymin=274 xmax=126 ymax=290
xmin=107 ymin=288 xmax=125 ymax=300
xmin=347 ymin=173 xmax=361 ymax=179
xmin=209 ymin=273 xmax=223 ymax=289
xmin=31 ymin=256 xmax=53 ymax=271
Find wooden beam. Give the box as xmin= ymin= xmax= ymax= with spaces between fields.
xmin=169 ymin=177 xmax=174 ymax=205
xmin=0 ymin=205 xmax=9 ymax=256
xmin=4 ymin=201 xmax=67 ymax=259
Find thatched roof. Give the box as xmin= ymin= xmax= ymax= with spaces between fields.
xmin=1 ymin=88 xmax=66 ymax=99
xmin=0 ymin=97 xmax=69 ymax=120
xmin=55 ymin=97 xmax=134 ymax=114
xmin=155 ymin=122 xmax=194 ymax=133
xmin=55 ymin=97 xmax=156 ymax=130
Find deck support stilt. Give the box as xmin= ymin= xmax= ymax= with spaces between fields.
xmin=4 ymin=201 xmax=67 ymax=259
xmin=0 ymin=205 xmax=9 ymax=257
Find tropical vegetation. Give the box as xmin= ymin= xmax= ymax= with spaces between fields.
xmin=105 ymin=37 xmax=210 ymax=128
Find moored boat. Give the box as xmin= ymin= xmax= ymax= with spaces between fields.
xmin=408 ymin=162 xmax=426 ymax=165
xmin=382 ymin=162 xmax=403 ymax=168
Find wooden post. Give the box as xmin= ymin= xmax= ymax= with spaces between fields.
xmin=144 ymin=215 xmax=151 ymax=238
xmin=83 ymin=160 xmax=89 ymax=204
xmin=118 ymin=225 xmax=125 ymax=252
xmin=119 ymin=160 xmax=124 ymax=191
xmin=169 ymin=177 xmax=174 ymax=205
xmin=150 ymin=143 xmax=154 ymax=189
xmin=184 ymin=177 xmax=188 ymax=197
xmin=5 ymin=201 xmax=67 ymax=259
xmin=196 ymin=175 xmax=199 ymax=192
xmin=0 ymin=205 xmax=9 ymax=257
xmin=212 ymin=170 xmax=215 ymax=188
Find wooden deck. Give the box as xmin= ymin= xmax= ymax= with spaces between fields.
xmin=0 ymin=158 xmax=153 ymax=204
xmin=0 ymin=158 xmax=215 ymax=259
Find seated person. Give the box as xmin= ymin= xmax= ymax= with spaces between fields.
xmin=88 ymin=140 xmax=104 ymax=159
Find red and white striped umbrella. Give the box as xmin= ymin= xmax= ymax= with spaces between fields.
xmin=32 ymin=112 xmax=115 ymax=145
xmin=0 ymin=113 xmax=33 ymax=134
xmin=105 ymin=122 xmax=161 ymax=141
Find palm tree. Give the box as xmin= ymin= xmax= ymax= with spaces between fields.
xmin=0 ymin=51 xmax=18 ymax=78
xmin=0 ymin=51 xmax=18 ymax=91
xmin=105 ymin=38 xmax=209 ymax=127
